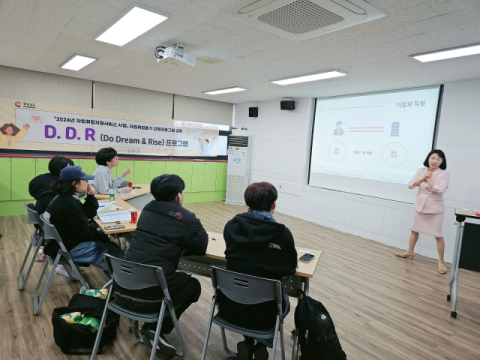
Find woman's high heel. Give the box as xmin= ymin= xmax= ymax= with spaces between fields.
xmin=438 ymin=263 xmax=447 ymax=274
xmin=395 ymin=251 xmax=415 ymax=259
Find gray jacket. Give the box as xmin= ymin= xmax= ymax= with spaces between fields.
xmin=90 ymin=165 xmax=127 ymax=194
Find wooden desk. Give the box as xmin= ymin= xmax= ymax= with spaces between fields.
xmin=203 ymin=232 xmax=321 ymax=279
xmin=454 ymin=209 xmax=480 ymax=219
xmin=94 ymin=198 xmax=322 ymax=293
xmin=95 ymin=184 xmax=150 ymax=201
xmin=179 ymin=232 xmax=321 ymax=301
xmin=94 ymin=198 xmax=142 ymax=235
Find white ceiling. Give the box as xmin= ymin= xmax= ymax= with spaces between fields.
xmin=0 ymin=0 xmax=479 ymax=103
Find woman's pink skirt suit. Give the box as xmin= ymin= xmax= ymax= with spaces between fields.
xmin=409 ymin=168 xmax=450 ymax=237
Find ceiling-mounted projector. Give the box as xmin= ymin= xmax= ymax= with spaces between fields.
xmin=155 ymin=43 xmax=196 ymax=70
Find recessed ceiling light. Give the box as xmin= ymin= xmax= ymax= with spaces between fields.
xmin=60 ymin=54 xmax=97 ymax=71
xmin=203 ymin=87 xmax=247 ymax=95
xmin=271 ymin=70 xmax=347 ymax=85
xmin=96 ymin=5 xmax=168 ymax=46
xmin=411 ymin=43 xmax=480 ymax=63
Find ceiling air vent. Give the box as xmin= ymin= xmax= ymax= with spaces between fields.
xmin=224 ymin=0 xmax=385 ymax=41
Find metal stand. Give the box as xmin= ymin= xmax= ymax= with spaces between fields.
xmin=447 ymin=215 xmax=466 ymax=318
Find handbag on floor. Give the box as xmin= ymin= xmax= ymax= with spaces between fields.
xmin=52 ymin=293 xmax=119 ymax=355
xmin=294 ymin=291 xmax=347 ymax=360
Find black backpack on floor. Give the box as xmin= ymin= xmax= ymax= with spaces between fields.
xmin=52 ymin=294 xmax=120 ymax=355
xmin=294 ymin=291 xmax=347 ymax=360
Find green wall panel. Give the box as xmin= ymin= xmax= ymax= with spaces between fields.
xmin=216 ymin=162 xmax=227 ymax=191
xmin=178 ymin=162 xmax=193 ymax=193
xmin=0 ymin=200 xmax=27 ymax=216
xmin=11 ymin=158 xmax=35 ymax=200
xmin=191 ymin=163 xmax=205 ymax=192
xmin=35 ymin=158 xmax=50 ymax=176
xmin=78 ymin=159 xmax=98 ymax=176
xmin=0 ymin=158 xmax=11 ymax=201
xmin=165 ymin=161 xmax=180 ymax=175
xmin=118 ymin=160 xmax=135 ymax=183
xmin=204 ymin=162 xmax=217 ymax=192
xmin=150 ymin=161 xmax=166 ymax=182
xmin=70 ymin=158 xmax=82 ymax=167
xmin=0 ymin=158 xmax=227 ymax=216
xmin=133 ymin=161 xmax=150 ymax=185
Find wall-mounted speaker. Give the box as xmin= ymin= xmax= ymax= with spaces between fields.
xmin=249 ymin=107 xmax=258 ymax=117
xmin=280 ymin=100 xmax=295 ymax=111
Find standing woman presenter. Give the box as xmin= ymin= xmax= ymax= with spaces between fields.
xmin=396 ymin=150 xmax=450 ymax=274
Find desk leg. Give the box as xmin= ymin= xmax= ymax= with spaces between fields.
xmin=292 ymin=278 xmax=310 ymax=360
xmin=450 ymin=222 xmax=465 ymax=318
xmin=303 ymin=277 xmax=310 ymax=297
xmin=447 ymin=222 xmax=462 ymax=301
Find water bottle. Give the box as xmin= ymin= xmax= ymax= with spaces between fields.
xmin=109 ymin=188 xmax=115 ymax=201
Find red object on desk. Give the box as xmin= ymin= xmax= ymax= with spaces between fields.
xmin=130 ymin=210 xmax=138 ymax=224
xmin=128 ymin=181 xmax=133 ymax=188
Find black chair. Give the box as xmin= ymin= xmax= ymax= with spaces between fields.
xmin=90 ymin=254 xmax=186 ymax=360
xmin=18 ymin=203 xmax=44 ymax=291
xmin=34 ymin=214 xmax=90 ymax=315
xmin=201 ymin=266 xmax=285 ymax=360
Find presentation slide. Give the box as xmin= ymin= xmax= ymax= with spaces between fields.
xmin=309 ymin=87 xmax=441 ymax=202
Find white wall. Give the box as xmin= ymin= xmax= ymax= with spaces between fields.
xmin=235 ymin=79 xmax=480 ymax=263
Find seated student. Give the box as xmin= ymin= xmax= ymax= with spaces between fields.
xmin=44 ymin=166 xmax=124 ymax=278
xmin=29 ymin=156 xmax=74 ymax=215
xmin=90 ymin=147 xmax=132 ymax=194
xmin=222 ymin=182 xmax=298 ymax=360
xmin=117 ymin=174 xmax=208 ymax=359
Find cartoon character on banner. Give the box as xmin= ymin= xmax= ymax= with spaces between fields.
xmin=198 ymin=136 xmax=216 ymax=156
xmin=0 ymin=123 xmax=30 ymax=148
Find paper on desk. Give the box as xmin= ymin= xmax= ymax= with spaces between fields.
xmin=98 ymin=211 xmax=131 ymax=223
xmin=299 ymin=249 xmax=311 ymax=253
xmin=98 ymin=205 xmax=121 ymax=213
xmin=98 ymin=202 xmax=114 ymax=208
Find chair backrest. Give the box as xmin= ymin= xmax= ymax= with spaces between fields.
xmin=210 ymin=266 xmax=283 ymax=315
xmin=104 ymin=254 xmax=169 ymax=295
xmin=39 ymin=213 xmax=68 ymax=252
xmin=24 ymin=203 xmax=43 ymax=228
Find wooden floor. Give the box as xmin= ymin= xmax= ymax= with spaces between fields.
xmin=1 ymin=201 xmax=480 ymax=360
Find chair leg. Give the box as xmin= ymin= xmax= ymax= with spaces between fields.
xmin=68 ymin=259 xmax=90 ymax=290
xmin=292 ymin=332 xmax=299 ymax=360
xmin=18 ymin=242 xmax=38 ymax=291
xmin=129 ymin=319 xmax=143 ymax=342
xmin=220 ymin=327 xmax=236 ymax=358
xmin=102 ymin=279 xmax=113 ymax=289
xmin=33 ymin=256 xmax=50 ymax=314
xmin=201 ymin=298 xmax=217 ymax=360
xmin=62 ymin=263 xmax=75 ymax=280
xmin=270 ymin=317 xmax=281 ymax=360
xmin=33 ymin=253 xmax=61 ymax=315
xmin=279 ymin=322 xmax=285 ymax=360
xmin=149 ymin=302 xmax=166 ymax=360
xmin=90 ymin=286 xmax=113 ymax=360
xmin=168 ymin=303 xmax=186 ymax=357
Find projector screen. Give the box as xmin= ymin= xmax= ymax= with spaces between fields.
xmin=309 ymin=86 xmax=441 ymax=202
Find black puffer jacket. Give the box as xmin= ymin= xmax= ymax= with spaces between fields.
xmin=125 ymin=200 xmax=208 ymax=288
xmin=46 ymin=194 xmax=102 ymax=251
xmin=224 ymin=212 xmax=298 ymax=280
xmin=219 ymin=212 xmax=298 ymax=329
xmin=28 ymin=173 xmax=58 ymax=214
